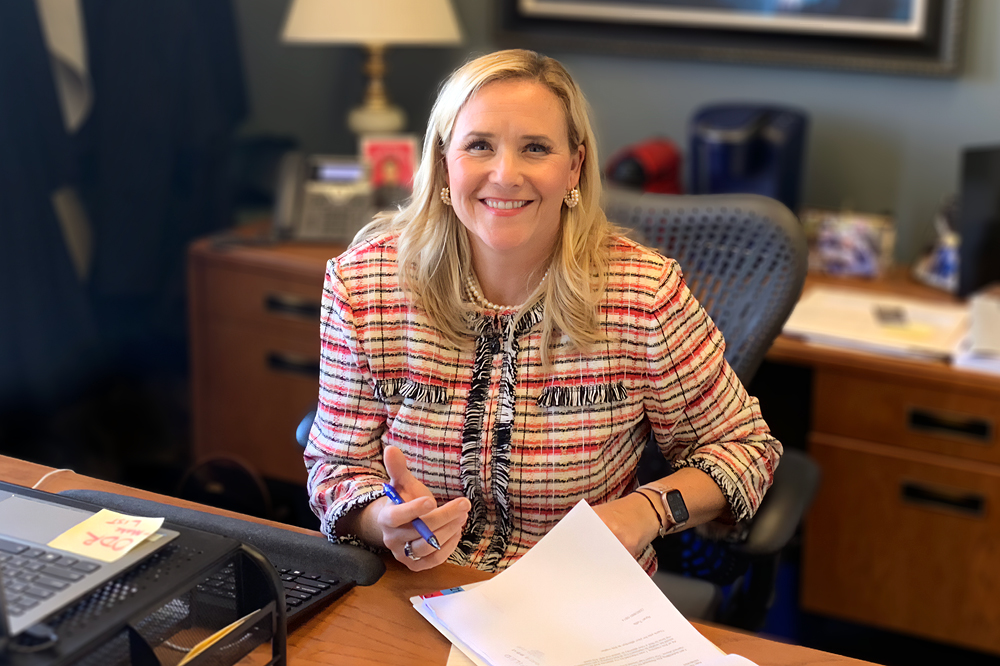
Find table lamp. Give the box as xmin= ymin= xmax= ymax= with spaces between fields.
xmin=281 ymin=0 xmax=463 ymax=136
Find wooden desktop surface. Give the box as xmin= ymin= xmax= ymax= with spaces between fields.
xmin=1 ymin=454 xmax=876 ymax=666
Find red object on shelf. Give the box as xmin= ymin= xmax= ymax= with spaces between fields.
xmin=605 ymin=137 xmax=683 ymax=194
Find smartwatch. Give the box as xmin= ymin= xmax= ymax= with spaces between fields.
xmin=651 ymin=487 xmax=689 ymax=537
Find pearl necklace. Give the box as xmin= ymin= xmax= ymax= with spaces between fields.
xmin=465 ymin=270 xmax=549 ymax=312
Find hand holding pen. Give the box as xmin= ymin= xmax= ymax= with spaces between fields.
xmin=383 ymin=483 xmax=441 ymax=550
xmin=380 ymin=446 xmax=471 ymax=570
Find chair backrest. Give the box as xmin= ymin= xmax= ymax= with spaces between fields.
xmin=604 ymin=189 xmax=807 ymax=385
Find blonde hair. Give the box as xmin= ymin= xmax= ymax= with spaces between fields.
xmin=357 ymin=49 xmax=614 ymax=360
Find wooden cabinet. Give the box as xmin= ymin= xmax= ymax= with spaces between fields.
xmin=770 ymin=274 xmax=1000 ymax=656
xmin=188 ymin=232 xmax=345 ymax=485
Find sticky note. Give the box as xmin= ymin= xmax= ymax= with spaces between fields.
xmin=47 ymin=509 xmax=165 ymax=563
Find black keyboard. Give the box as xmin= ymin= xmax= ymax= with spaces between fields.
xmin=0 ymin=537 xmax=102 ymax=619
xmin=193 ymin=559 xmax=351 ymax=627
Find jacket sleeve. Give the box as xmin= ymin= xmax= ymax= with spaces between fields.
xmin=304 ymin=258 xmax=389 ymax=543
xmin=642 ymin=259 xmax=782 ymax=523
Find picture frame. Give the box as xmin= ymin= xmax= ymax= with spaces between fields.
xmin=360 ymin=134 xmax=419 ymax=191
xmin=495 ymin=0 xmax=965 ymax=77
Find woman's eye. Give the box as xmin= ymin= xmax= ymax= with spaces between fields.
xmin=526 ymin=143 xmax=551 ymax=154
xmin=465 ymin=140 xmax=491 ymax=152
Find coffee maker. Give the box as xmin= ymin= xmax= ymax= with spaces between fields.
xmin=689 ymin=104 xmax=808 ymax=211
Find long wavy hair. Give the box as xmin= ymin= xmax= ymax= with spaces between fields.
xmin=356 ymin=49 xmax=615 ymax=361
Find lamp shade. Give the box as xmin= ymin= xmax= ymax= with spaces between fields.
xmin=281 ymin=0 xmax=463 ymax=46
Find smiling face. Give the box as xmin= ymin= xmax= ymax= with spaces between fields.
xmin=444 ymin=78 xmax=585 ymax=272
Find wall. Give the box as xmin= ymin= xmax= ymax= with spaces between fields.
xmin=233 ymin=0 xmax=1000 ymax=264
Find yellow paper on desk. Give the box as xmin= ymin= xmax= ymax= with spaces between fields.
xmin=47 ymin=509 xmax=164 ymax=563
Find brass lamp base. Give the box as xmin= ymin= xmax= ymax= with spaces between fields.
xmin=349 ymin=44 xmax=406 ymax=135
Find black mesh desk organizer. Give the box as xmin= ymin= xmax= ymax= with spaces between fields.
xmin=2 ymin=486 xmax=386 ymax=665
xmin=0 ymin=483 xmax=286 ymax=666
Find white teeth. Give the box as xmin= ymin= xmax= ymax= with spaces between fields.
xmin=484 ymin=199 xmax=528 ymax=210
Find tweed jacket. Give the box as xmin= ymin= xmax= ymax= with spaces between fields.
xmin=304 ymin=232 xmax=782 ymax=573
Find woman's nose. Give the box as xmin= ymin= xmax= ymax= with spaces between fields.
xmin=490 ymin=150 xmax=523 ymax=188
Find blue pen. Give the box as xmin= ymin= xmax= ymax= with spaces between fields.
xmin=382 ymin=483 xmax=442 ymax=550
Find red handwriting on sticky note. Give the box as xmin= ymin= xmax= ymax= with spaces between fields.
xmin=47 ymin=509 xmax=165 ymax=563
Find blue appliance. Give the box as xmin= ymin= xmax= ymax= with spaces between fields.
xmin=689 ymin=104 xmax=808 ymax=211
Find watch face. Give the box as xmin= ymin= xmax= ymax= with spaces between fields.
xmin=665 ymin=490 xmax=689 ymax=523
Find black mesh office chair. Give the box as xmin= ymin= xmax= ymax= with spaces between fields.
xmin=296 ymin=189 xmax=817 ymax=630
xmin=604 ymin=188 xmax=817 ymax=630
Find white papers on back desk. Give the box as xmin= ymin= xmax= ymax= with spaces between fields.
xmin=416 ymin=500 xmax=757 ymax=666
xmin=782 ymin=286 xmax=969 ymax=361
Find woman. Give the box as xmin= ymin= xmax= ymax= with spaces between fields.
xmin=304 ymin=49 xmax=781 ymax=574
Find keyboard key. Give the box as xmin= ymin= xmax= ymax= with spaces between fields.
xmin=6 ymin=581 xmax=28 ymax=593
xmin=39 ymin=564 xmax=84 ymax=581
xmin=54 ymin=556 xmax=78 ymax=566
xmin=284 ymin=597 xmax=302 ymax=607
xmin=294 ymin=577 xmax=329 ymax=590
xmin=285 ymin=590 xmax=311 ymax=600
xmin=23 ymin=585 xmax=55 ymax=600
xmin=33 ymin=575 xmax=70 ymax=591
xmin=23 ymin=548 xmax=45 ymax=559
xmin=284 ymin=582 xmax=321 ymax=595
xmin=0 ymin=538 xmax=28 ymax=555
xmin=71 ymin=561 xmax=101 ymax=573
xmin=38 ymin=552 xmax=61 ymax=564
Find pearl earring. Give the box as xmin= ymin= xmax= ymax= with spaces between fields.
xmin=440 ymin=186 xmax=452 ymax=206
xmin=563 ymin=187 xmax=580 ymax=208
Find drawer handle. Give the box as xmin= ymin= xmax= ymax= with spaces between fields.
xmin=901 ymin=482 xmax=985 ymax=517
xmin=907 ymin=408 xmax=992 ymax=442
xmin=265 ymin=293 xmax=321 ymax=321
xmin=267 ymin=352 xmax=320 ymax=377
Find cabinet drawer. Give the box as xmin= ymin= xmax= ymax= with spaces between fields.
xmin=802 ymin=434 xmax=1000 ymax=655
xmin=194 ymin=320 xmax=322 ymax=484
xmin=201 ymin=262 xmax=325 ymax=330
xmin=813 ymin=369 xmax=1000 ymax=464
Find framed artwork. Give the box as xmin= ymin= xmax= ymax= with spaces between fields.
xmin=360 ymin=134 xmax=419 ymax=190
xmin=495 ymin=0 xmax=965 ymax=77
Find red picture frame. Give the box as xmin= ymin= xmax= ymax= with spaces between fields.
xmin=360 ymin=135 xmax=419 ymax=190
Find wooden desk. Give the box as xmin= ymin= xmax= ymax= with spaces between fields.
xmin=188 ymin=231 xmax=345 ymax=485
xmin=3 ymin=454 xmax=874 ymax=666
xmin=769 ymin=272 xmax=1000 ymax=656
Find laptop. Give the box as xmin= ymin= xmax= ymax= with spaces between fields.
xmin=0 ymin=484 xmax=178 ymax=636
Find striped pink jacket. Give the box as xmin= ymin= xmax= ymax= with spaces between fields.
xmin=304 ymin=232 xmax=781 ymax=573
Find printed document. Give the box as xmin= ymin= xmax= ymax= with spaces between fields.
xmin=782 ymin=286 xmax=969 ymax=360
xmin=413 ymin=501 xmax=758 ymax=666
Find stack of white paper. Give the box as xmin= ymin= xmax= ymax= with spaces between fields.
xmin=411 ymin=501 xmax=758 ymax=666
xmin=782 ymin=286 xmax=970 ymax=361
xmin=953 ymin=292 xmax=1000 ymax=375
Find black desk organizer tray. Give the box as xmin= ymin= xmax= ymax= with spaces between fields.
xmin=3 ymin=485 xmax=286 ymax=666
xmin=57 ymin=490 xmax=385 ymax=629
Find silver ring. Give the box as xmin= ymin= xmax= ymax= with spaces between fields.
xmin=403 ymin=540 xmax=421 ymax=561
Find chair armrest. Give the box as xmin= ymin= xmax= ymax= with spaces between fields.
xmin=734 ymin=448 xmax=821 ymax=557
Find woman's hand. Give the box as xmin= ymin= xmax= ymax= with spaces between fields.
xmin=377 ymin=446 xmax=471 ymax=571
xmin=592 ymin=492 xmax=662 ymax=559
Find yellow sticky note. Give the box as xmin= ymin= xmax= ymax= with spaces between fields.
xmin=47 ymin=509 xmax=165 ymax=563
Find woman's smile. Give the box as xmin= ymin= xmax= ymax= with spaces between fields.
xmin=481 ymin=198 xmax=532 ymax=212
